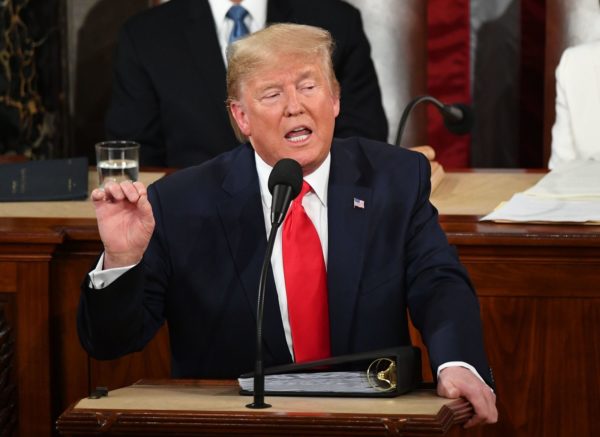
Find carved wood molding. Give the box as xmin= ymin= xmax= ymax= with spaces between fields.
xmin=57 ymin=396 xmax=471 ymax=436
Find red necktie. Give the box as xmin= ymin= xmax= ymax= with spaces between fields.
xmin=282 ymin=181 xmax=330 ymax=362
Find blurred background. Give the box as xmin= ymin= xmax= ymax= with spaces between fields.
xmin=1 ymin=0 xmax=600 ymax=168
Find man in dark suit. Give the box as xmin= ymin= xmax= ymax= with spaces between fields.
xmin=105 ymin=0 xmax=388 ymax=167
xmin=81 ymin=23 xmax=496 ymax=427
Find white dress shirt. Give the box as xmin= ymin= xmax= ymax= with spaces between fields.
xmin=208 ymin=0 xmax=267 ymax=63
xmin=255 ymin=153 xmax=330 ymax=360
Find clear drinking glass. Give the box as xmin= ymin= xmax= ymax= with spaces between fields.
xmin=95 ymin=140 xmax=140 ymax=187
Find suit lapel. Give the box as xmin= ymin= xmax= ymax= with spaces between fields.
xmin=327 ymin=140 xmax=372 ymax=356
xmin=184 ymin=0 xmax=228 ymax=113
xmin=217 ymin=146 xmax=291 ymax=364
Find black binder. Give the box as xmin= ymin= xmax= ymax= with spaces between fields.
xmin=0 ymin=157 xmax=88 ymax=201
xmin=239 ymin=346 xmax=422 ymax=398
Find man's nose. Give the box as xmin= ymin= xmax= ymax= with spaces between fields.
xmin=284 ymin=90 xmax=304 ymax=116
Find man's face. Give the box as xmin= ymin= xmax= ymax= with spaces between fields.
xmin=230 ymin=55 xmax=340 ymax=175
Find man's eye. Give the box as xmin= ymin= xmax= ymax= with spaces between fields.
xmin=263 ymin=92 xmax=280 ymax=100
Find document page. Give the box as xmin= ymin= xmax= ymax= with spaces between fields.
xmin=524 ymin=160 xmax=600 ymax=198
xmin=238 ymin=371 xmax=379 ymax=394
xmin=481 ymin=160 xmax=600 ymax=223
xmin=481 ymin=193 xmax=600 ymax=223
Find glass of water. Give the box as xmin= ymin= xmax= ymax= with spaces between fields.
xmin=95 ymin=140 xmax=140 ymax=187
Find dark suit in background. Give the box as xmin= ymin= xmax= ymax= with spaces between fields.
xmin=78 ymin=138 xmax=492 ymax=386
xmin=105 ymin=0 xmax=388 ymax=167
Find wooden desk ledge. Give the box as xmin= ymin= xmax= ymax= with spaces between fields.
xmin=56 ymin=380 xmax=473 ymax=436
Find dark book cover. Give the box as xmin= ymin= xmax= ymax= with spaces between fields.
xmin=0 ymin=157 xmax=89 ymax=201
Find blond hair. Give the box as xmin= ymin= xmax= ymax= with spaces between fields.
xmin=225 ymin=23 xmax=340 ymax=142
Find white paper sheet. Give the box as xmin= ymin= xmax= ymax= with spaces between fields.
xmin=481 ymin=193 xmax=600 ymax=223
xmin=239 ymin=371 xmax=379 ymax=394
xmin=524 ymin=160 xmax=600 ymax=199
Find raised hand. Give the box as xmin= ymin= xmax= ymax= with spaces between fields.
xmin=90 ymin=180 xmax=155 ymax=269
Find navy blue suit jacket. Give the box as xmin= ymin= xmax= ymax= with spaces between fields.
xmin=78 ymin=138 xmax=492 ymax=386
xmin=105 ymin=0 xmax=388 ymax=167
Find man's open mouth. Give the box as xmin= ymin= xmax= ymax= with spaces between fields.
xmin=285 ymin=126 xmax=312 ymax=143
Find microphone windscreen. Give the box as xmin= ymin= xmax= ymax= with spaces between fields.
xmin=444 ymin=103 xmax=474 ymax=135
xmin=268 ymin=158 xmax=303 ymax=199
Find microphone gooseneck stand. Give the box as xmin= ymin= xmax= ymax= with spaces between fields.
xmin=246 ymin=223 xmax=279 ymax=409
xmin=395 ymin=95 xmax=472 ymax=147
xmin=247 ymin=159 xmax=301 ymax=409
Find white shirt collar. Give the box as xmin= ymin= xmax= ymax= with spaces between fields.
xmin=255 ymin=152 xmax=331 ymax=210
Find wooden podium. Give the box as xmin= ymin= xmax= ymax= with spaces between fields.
xmin=2 ymin=169 xmax=599 ymax=436
xmin=56 ymin=380 xmax=472 ymax=436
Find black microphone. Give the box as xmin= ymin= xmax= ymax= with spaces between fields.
xmin=247 ymin=158 xmax=302 ymax=409
xmin=439 ymin=102 xmax=473 ymax=135
xmin=268 ymin=158 xmax=303 ymax=226
xmin=394 ymin=95 xmax=474 ymax=147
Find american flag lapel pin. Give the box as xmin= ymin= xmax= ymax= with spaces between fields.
xmin=353 ymin=197 xmax=365 ymax=209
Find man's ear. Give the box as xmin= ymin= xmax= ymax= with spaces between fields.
xmin=332 ymin=95 xmax=340 ymax=118
xmin=229 ymin=100 xmax=251 ymax=137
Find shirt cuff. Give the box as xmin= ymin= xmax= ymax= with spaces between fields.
xmin=437 ymin=361 xmax=492 ymax=389
xmin=88 ymin=253 xmax=137 ymax=290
